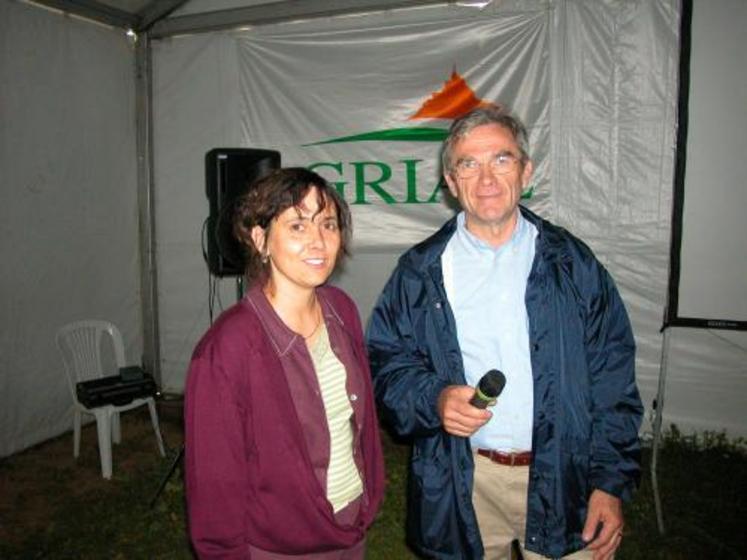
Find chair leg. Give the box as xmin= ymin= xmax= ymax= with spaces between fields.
xmin=73 ymin=409 xmax=82 ymax=458
xmin=111 ymin=411 xmax=121 ymax=444
xmin=94 ymin=408 xmax=114 ymax=479
xmin=147 ymin=399 xmax=166 ymax=457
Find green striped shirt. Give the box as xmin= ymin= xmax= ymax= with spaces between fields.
xmin=309 ymin=323 xmax=363 ymax=513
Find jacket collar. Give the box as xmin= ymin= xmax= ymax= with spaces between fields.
xmin=406 ymin=216 xmax=458 ymax=270
xmin=244 ymin=283 xmax=345 ymax=357
xmin=519 ymin=205 xmax=572 ymax=264
xmin=402 ymin=205 xmax=572 ymax=272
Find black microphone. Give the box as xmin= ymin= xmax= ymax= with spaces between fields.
xmin=469 ymin=369 xmax=506 ymax=409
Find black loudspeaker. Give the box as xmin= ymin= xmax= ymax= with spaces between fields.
xmin=205 ymin=148 xmax=281 ymax=277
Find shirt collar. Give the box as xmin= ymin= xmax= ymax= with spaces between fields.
xmin=454 ymin=209 xmax=528 ymax=255
xmin=244 ymin=283 xmax=344 ymax=357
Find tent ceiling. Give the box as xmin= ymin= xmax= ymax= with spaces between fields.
xmin=28 ymin=0 xmax=451 ymax=35
xmin=27 ymin=0 xmax=187 ymax=30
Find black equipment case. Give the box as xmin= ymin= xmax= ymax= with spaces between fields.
xmin=76 ymin=367 xmax=157 ymax=408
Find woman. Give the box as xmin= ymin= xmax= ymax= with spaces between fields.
xmin=185 ymin=168 xmax=385 ymax=559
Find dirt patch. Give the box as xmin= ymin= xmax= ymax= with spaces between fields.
xmin=0 ymin=398 xmax=184 ymax=547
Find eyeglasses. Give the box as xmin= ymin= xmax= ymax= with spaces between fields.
xmin=453 ymin=153 xmax=521 ymax=179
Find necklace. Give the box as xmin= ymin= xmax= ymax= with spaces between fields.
xmin=300 ymin=306 xmax=322 ymax=339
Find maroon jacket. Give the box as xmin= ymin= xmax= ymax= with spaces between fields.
xmin=185 ymin=284 xmax=385 ymax=559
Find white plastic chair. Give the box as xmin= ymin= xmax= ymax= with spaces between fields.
xmin=56 ymin=320 xmax=166 ymax=479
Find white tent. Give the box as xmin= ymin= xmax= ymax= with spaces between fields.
xmin=2 ymin=0 xmax=745 ymax=458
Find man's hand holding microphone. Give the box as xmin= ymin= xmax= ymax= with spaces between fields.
xmin=437 ymin=370 xmax=506 ymax=437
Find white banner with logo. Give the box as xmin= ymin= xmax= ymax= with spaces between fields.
xmin=234 ymin=2 xmax=551 ymax=249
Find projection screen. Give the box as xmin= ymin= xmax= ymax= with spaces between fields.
xmin=667 ymin=0 xmax=747 ymax=330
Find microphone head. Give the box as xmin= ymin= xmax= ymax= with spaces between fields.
xmin=478 ymin=369 xmax=506 ymax=399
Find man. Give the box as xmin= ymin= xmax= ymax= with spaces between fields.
xmin=366 ymin=105 xmax=642 ymax=560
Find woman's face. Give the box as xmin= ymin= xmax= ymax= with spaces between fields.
xmin=252 ymin=187 xmax=342 ymax=293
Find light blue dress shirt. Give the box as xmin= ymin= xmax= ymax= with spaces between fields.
xmin=442 ymin=210 xmax=537 ymax=452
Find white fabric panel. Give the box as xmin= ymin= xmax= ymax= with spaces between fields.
xmin=331 ymin=251 xmax=403 ymax=330
xmin=548 ymin=0 xmax=681 ymax=437
xmin=663 ymin=329 xmax=747 ymax=435
xmin=0 ymin=2 xmax=140 ymax=456
xmin=152 ymin=33 xmax=246 ymax=391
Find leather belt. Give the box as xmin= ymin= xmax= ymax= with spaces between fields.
xmin=477 ymin=449 xmax=533 ymax=467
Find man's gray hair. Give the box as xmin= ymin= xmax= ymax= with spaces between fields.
xmin=441 ymin=104 xmax=530 ymax=175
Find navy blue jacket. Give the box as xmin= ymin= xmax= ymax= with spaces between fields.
xmin=366 ymin=207 xmax=642 ymax=559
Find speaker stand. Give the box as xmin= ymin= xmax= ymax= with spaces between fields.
xmin=149 ymin=443 xmax=184 ymax=508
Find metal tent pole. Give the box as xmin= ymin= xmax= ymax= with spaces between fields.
xmin=651 ymin=326 xmax=672 ymax=535
xmin=135 ymin=31 xmax=162 ymax=385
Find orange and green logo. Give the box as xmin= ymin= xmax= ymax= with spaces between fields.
xmin=305 ymin=70 xmax=488 ymax=205
xmin=307 ymin=70 xmax=488 ymax=147
xmin=305 ymin=70 xmax=532 ymax=205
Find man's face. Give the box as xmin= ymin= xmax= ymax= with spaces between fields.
xmin=444 ymin=123 xmax=533 ymax=242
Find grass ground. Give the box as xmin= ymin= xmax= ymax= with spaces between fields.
xmin=0 ymin=400 xmax=745 ymax=559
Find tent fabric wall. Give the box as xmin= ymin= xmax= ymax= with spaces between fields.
xmin=0 ymin=1 xmax=142 ymax=456
xmin=3 ymin=0 xmax=746 ymax=459
xmin=151 ymin=31 xmax=247 ymax=391
xmin=549 ymin=0 xmax=681 ymax=436
xmin=150 ymin=0 xmax=693 ymax=436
